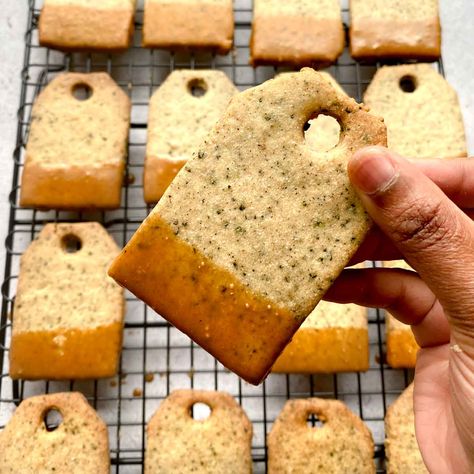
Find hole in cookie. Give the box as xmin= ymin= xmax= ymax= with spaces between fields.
xmin=187 ymin=78 xmax=207 ymax=98
xmin=44 ymin=408 xmax=63 ymax=432
xmin=304 ymin=114 xmax=341 ymax=153
xmin=399 ymin=75 xmax=417 ymax=93
xmin=190 ymin=402 xmax=211 ymax=421
xmin=306 ymin=413 xmax=324 ymax=428
xmin=72 ymin=83 xmax=93 ymax=101
xmin=61 ymin=234 xmax=82 ymax=253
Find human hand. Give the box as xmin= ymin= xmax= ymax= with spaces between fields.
xmin=324 ymin=147 xmax=474 ymax=473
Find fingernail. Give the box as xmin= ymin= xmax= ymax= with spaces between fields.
xmin=349 ymin=148 xmax=399 ymax=195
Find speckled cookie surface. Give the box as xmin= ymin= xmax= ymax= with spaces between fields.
xmin=39 ymin=0 xmax=136 ymax=51
xmin=0 ymin=392 xmax=109 ymax=473
xmin=385 ymin=384 xmax=428 ymax=474
xmin=144 ymin=70 xmax=238 ymax=203
xmin=349 ymin=0 xmax=441 ymax=60
xmin=251 ymin=0 xmax=344 ymax=66
xmin=144 ymin=390 xmax=252 ymax=473
xmin=364 ymin=64 xmax=467 ymax=159
xmin=143 ymin=0 xmax=234 ymax=53
xmin=20 ymin=73 xmax=131 ymax=210
xmin=382 ymin=260 xmax=419 ymax=368
xmin=268 ymin=398 xmax=375 ymax=473
xmin=109 ymin=68 xmax=386 ymax=384
xmin=10 ymin=222 xmax=124 ymax=379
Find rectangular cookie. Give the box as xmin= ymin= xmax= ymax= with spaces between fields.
xmin=268 ymin=398 xmax=375 ymax=473
xmin=251 ymin=0 xmax=344 ymax=66
xmin=143 ymin=0 xmax=234 ymax=54
xmin=272 ymin=301 xmax=369 ymax=373
xmin=0 ymin=392 xmax=109 ymax=472
xmin=350 ymin=0 xmax=441 ymax=60
xmin=144 ymin=70 xmax=238 ymax=203
xmin=20 ymin=73 xmax=131 ymax=210
xmin=9 ymin=223 xmax=125 ymax=380
xmin=145 ymin=390 xmax=252 ymax=473
xmin=364 ymin=64 xmax=467 ymax=159
xmin=109 ymin=69 xmax=386 ymax=384
xmin=385 ymin=384 xmax=428 ymax=473
xmin=383 ymin=260 xmax=419 ymax=369
xmin=39 ymin=0 xmax=136 ymax=51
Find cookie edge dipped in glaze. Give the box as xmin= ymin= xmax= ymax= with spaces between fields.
xmin=109 ymin=68 xmax=386 ymax=384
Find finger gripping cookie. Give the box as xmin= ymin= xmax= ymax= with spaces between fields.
xmin=109 ymin=68 xmax=387 ymax=384
xmin=145 ymin=390 xmax=252 ymax=473
xmin=268 ymin=398 xmax=375 ymax=473
xmin=20 ymin=73 xmax=131 ymax=210
xmin=0 ymin=392 xmax=109 ymax=473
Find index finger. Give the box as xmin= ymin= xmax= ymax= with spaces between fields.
xmin=415 ymin=158 xmax=474 ymax=208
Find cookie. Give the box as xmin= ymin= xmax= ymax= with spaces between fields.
xmin=39 ymin=0 xmax=136 ymax=51
xmin=275 ymin=79 xmax=369 ymax=374
xmin=250 ymin=0 xmax=344 ymax=66
xmin=143 ymin=0 xmax=234 ymax=53
xmin=364 ymin=64 xmax=466 ymax=159
xmin=303 ymin=72 xmax=346 ymax=153
xmin=109 ymin=68 xmax=386 ymax=384
xmin=144 ymin=390 xmax=252 ymax=473
xmin=349 ymin=0 xmax=441 ymax=60
xmin=144 ymin=70 xmax=238 ymax=203
xmin=9 ymin=223 xmax=125 ymax=380
xmin=268 ymin=398 xmax=375 ymax=473
xmin=385 ymin=384 xmax=427 ymax=473
xmin=0 ymin=392 xmax=109 ymax=473
xmin=383 ymin=260 xmax=419 ymax=369
xmin=20 ymin=73 xmax=131 ymax=210
xmin=272 ymin=301 xmax=369 ymax=373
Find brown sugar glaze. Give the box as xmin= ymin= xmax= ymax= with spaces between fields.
xmin=109 ymin=216 xmax=301 ymax=385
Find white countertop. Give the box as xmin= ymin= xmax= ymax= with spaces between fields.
xmin=0 ymin=0 xmax=473 ymax=275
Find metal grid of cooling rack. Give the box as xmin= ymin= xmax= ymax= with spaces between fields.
xmin=0 ymin=0 xmax=448 ymax=472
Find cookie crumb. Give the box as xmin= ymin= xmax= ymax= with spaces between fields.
xmin=145 ymin=372 xmax=154 ymax=383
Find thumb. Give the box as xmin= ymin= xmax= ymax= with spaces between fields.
xmin=348 ymin=147 xmax=474 ymax=343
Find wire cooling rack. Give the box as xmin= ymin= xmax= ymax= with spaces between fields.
xmin=0 ymin=0 xmax=448 ymax=472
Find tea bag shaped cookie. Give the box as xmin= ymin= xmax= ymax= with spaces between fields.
xmin=383 ymin=261 xmax=419 ymax=368
xmin=272 ymin=301 xmax=369 ymax=373
xmin=39 ymin=0 xmax=136 ymax=51
xmin=364 ymin=64 xmax=466 ymax=159
xmin=268 ymin=399 xmax=375 ymax=473
xmin=250 ymin=0 xmax=344 ymax=66
xmin=0 ymin=392 xmax=109 ymax=473
xmin=350 ymin=0 xmax=441 ymax=60
xmin=109 ymin=68 xmax=386 ymax=384
xmin=20 ymin=73 xmax=131 ymax=210
xmin=10 ymin=223 xmax=124 ymax=380
xmin=385 ymin=385 xmax=427 ymax=473
xmin=143 ymin=0 xmax=234 ymax=53
xmin=144 ymin=70 xmax=238 ymax=203
xmin=145 ymin=390 xmax=252 ymax=473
